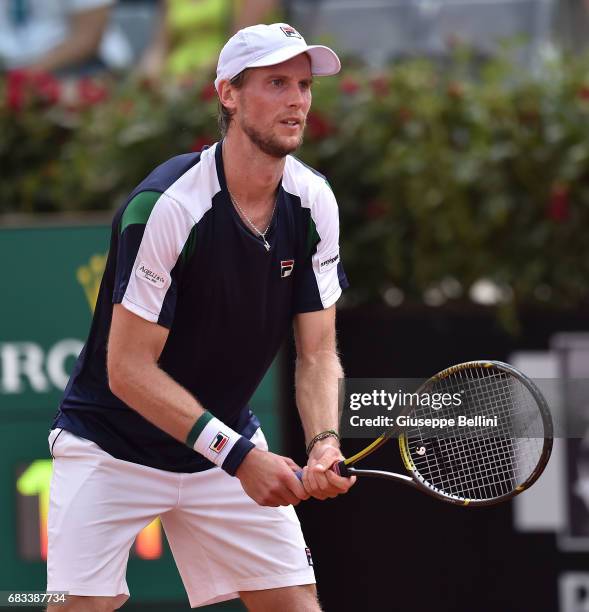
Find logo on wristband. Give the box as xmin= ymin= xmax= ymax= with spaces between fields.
xmin=209 ymin=432 xmax=229 ymax=453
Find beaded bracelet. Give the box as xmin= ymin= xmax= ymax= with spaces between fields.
xmin=306 ymin=430 xmax=340 ymax=456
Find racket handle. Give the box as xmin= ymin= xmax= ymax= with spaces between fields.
xmin=294 ymin=461 xmax=350 ymax=480
xmin=332 ymin=460 xmax=350 ymax=476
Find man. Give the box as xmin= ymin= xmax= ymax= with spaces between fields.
xmin=47 ymin=23 xmax=353 ymax=611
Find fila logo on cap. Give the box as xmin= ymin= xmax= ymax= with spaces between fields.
xmin=280 ymin=25 xmax=302 ymax=39
xmin=209 ymin=432 xmax=229 ymax=453
xmin=281 ymin=259 xmax=295 ymax=278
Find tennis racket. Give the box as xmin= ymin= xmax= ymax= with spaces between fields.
xmin=306 ymin=360 xmax=553 ymax=507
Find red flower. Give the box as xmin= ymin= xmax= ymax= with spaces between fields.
xmin=190 ymin=135 xmax=213 ymax=152
xmin=6 ymin=69 xmax=29 ymax=112
xmin=578 ymin=85 xmax=589 ymax=101
xmin=370 ymin=75 xmax=390 ymax=98
xmin=199 ymin=82 xmax=217 ymax=102
xmin=306 ymin=111 xmax=334 ymax=140
xmin=31 ymin=71 xmax=60 ymax=106
xmin=548 ymin=183 xmax=570 ymax=222
xmin=6 ymin=69 xmax=60 ymax=110
xmin=340 ymin=76 xmax=360 ymax=95
xmin=77 ymin=77 xmax=109 ymax=107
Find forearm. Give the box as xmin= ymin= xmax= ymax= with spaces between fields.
xmin=28 ymin=8 xmax=109 ymax=73
xmin=295 ymin=350 xmax=355 ymax=499
xmin=295 ymin=350 xmax=343 ymax=446
xmin=137 ymin=1 xmax=169 ymax=77
xmin=109 ymin=360 xmax=205 ymax=444
xmin=28 ymin=42 xmax=92 ymax=73
xmin=233 ymin=0 xmax=279 ymax=32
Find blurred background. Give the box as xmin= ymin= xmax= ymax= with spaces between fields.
xmin=3 ymin=0 xmax=589 ymax=610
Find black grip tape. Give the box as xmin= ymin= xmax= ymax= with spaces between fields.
xmin=333 ymin=460 xmax=350 ymax=477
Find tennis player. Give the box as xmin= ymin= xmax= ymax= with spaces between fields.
xmin=47 ymin=23 xmax=352 ymax=611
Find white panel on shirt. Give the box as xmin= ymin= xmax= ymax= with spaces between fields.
xmin=121 ymin=195 xmax=194 ymax=322
xmin=121 ymin=145 xmax=220 ymax=323
xmin=165 ymin=144 xmax=221 ymax=218
xmin=282 ymin=156 xmax=343 ymax=309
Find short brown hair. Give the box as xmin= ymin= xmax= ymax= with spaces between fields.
xmin=217 ymin=70 xmax=248 ymax=136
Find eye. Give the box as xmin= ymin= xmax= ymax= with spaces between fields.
xmin=271 ymin=79 xmax=284 ymax=88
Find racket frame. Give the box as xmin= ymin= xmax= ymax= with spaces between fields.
xmin=334 ymin=360 xmax=554 ymax=507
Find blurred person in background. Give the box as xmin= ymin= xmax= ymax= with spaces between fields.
xmin=136 ymin=0 xmax=279 ymax=80
xmin=0 ymin=0 xmax=113 ymax=76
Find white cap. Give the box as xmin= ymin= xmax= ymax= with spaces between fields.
xmin=214 ymin=23 xmax=341 ymax=92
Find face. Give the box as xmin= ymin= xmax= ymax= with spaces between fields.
xmin=229 ymin=54 xmax=313 ymax=158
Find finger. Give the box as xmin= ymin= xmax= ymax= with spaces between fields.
xmin=304 ymin=464 xmax=328 ymax=500
xmin=325 ymin=468 xmax=353 ymax=491
xmin=311 ymin=464 xmax=332 ymax=493
xmin=301 ymin=466 xmax=312 ymax=494
xmin=286 ymin=470 xmax=310 ymax=501
xmin=282 ymin=456 xmax=302 ymax=472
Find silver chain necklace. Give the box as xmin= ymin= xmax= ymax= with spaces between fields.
xmin=229 ymin=190 xmax=277 ymax=252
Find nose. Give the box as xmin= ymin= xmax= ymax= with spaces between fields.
xmin=287 ymin=83 xmax=307 ymax=109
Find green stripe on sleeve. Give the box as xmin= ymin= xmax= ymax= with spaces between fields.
xmin=120 ymin=191 xmax=162 ymax=234
xmin=306 ymin=216 xmax=320 ymax=257
xmin=186 ymin=411 xmax=214 ymax=447
xmin=180 ymin=225 xmax=197 ymax=264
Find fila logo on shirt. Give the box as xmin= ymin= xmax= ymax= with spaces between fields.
xmin=305 ymin=547 xmax=313 ymax=566
xmin=280 ymin=25 xmax=302 ymax=39
xmin=280 ymin=260 xmax=295 ymax=278
xmin=209 ymin=432 xmax=229 ymax=453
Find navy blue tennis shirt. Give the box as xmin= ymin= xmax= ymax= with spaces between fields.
xmin=53 ymin=141 xmax=348 ymax=473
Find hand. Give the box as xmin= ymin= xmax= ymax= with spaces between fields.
xmin=301 ymin=439 xmax=356 ymax=500
xmin=235 ymin=448 xmax=310 ymax=507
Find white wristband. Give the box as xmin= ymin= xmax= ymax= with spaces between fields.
xmin=186 ymin=412 xmax=242 ymax=470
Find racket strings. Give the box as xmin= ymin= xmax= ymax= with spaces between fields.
xmin=403 ymin=366 xmax=546 ymax=501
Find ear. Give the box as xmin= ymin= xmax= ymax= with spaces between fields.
xmin=218 ymin=80 xmax=238 ymax=112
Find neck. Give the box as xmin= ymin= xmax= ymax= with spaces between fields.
xmin=222 ymin=129 xmax=285 ymax=209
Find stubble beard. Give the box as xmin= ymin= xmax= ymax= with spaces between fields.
xmin=240 ymin=115 xmax=305 ymax=159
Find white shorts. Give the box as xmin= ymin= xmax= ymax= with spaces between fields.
xmin=47 ymin=428 xmax=315 ymax=609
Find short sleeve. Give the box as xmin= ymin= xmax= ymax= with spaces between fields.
xmin=112 ymin=191 xmax=195 ymax=328
xmin=293 ymin=183 xmax=349 ymax=314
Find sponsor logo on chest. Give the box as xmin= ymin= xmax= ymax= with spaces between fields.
xmin=281 ymin=259 xmax=295 ymax=278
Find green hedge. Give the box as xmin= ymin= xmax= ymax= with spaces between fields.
xmin=2 ymin=53 xmax=588 ymax=318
